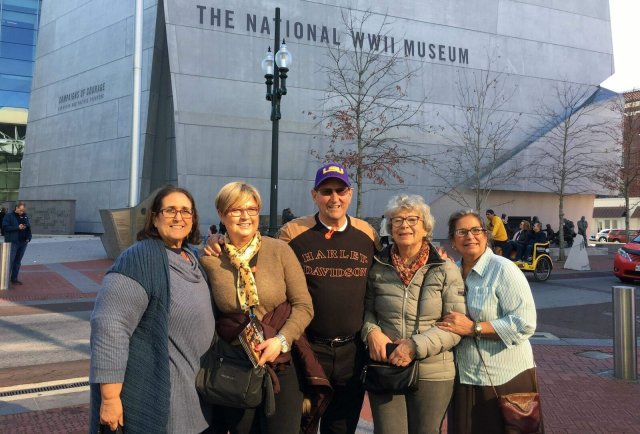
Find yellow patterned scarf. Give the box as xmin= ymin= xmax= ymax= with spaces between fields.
xmin=224 ymin=232 xmax=262 ymax=312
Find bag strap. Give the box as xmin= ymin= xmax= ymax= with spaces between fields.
xmin=466 ymin=289 xmax=539 ymax=398
xmin=473 ymin=339 xmax=500 ymax=399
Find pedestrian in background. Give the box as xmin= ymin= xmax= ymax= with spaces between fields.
xmin=282 ymin=207 xmax=296 ymax=225
xmin=485 ymin=209 xmax=507 ymax=254
xmin=2 ymin=202 xmax=32 ymax=285
xmin=204 ymin=223 xmax=218 ymax=246
xmin=0 ymin=207 xmax=7 ymax=236
xmin=379 ymin=215 xmax=390 ymax=247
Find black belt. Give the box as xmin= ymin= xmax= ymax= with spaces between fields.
xmin=307 ymin=334 xmax=357 ymax=347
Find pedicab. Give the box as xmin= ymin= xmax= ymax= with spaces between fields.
xmin=514 ymin=241 xmax=553 ymax=281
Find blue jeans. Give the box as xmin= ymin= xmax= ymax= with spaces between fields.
xmin=10 ymin=240 xmax=28 ymax=281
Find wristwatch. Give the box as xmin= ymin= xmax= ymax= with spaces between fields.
xmin=276 ymin=333 xmax=290 ymax=353
xmin=473 ymin=321 xmax=483 ymax=340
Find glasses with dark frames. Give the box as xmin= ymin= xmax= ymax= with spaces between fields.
xmin=390 ymin=216 xmax=421 ymax=227
xmin=454 ymin=227 xmax=486 ymax=237
xmin=227 ymin=207 xmax=260 ymax=217
xmin=159 ymin=208 xmax=194 ymax=219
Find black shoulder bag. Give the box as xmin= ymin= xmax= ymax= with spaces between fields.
xmin=195 ymin=253 xmax=276 ymax=415
xmin=360 ymin=279 xmax=425 ymax=394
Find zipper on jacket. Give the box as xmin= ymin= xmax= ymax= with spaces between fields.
xmin=373 ymin=248 xmax=444 ymax=339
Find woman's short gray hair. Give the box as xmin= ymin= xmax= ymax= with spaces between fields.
xmin=384 ymin=194 xmax=434 ymax=241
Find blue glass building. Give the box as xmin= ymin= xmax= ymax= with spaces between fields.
xmin=0 ymin=0 xmax=40 ymax=108
xmin=0 ymin=0 xmax=41 ymax=201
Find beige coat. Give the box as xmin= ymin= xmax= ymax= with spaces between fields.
xmin=361 ymin=245 xmax=466 ymax=380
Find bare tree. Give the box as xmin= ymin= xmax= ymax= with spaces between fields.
xmin=310 ymin=10 xmax=430 ymax=216
xmin=594 ymin=91 xmax=640 ymax=232
xmin=533 ymin=82 xmax=610 ymax=260
xmin=430 ymin=54 xmax=521 ymax=211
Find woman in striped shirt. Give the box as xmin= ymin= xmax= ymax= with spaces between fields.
xmin=437 ymin=210 xmax=540 ymax=434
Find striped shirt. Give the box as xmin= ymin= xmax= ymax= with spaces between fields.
xmin=455 ymin=248 xmax=536 ymax=386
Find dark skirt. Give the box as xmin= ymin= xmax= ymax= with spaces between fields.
xmin=449 ymin=367 xmax=543 ymax=434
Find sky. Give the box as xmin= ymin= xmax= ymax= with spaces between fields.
xmin=600 ymin=0 xmax=640 ymax=92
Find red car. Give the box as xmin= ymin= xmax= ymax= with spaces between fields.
xmin=613 ymin=235 xmax=640 ymax=282
xmin=607 ymin=229 xmax=640 ymax=243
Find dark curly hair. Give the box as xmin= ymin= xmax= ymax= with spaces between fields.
xmin=137 ymin=185 xmax=201 ymax=245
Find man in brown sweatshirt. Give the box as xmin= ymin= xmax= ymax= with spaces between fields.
xmin=277 ymin=163 xmax=379 ymax=434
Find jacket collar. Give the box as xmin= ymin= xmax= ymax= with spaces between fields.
xmin=375 ymin=241 xmax=444 ymax=267
xmin=466 ymin=247 xmax=493 ymax=278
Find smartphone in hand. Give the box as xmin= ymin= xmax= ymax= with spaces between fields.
xmin=385 ymin=343 xmax=399 ymax=358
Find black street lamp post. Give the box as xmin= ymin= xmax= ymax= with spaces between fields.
xmin=261 ymin=7 xmax=292 ymax=236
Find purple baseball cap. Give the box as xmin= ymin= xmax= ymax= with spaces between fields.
xmin=314 ymin=162 xmax=351 ymax=188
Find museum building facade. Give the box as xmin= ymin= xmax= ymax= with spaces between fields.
xmin=22 ymin=0 xmax=618 ymax=236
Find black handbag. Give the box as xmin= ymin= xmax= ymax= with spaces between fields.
xmin=196 ymin=335 xmax=273 ymax=411
xmin=361 ymin=276 xmax=427 ymax=394
xmin=97 ymin=425 xmax=124 ymax=434
xmin=360 ymin=358 xmax=419 ymax=394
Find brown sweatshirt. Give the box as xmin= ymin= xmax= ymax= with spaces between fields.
xmin=200 ymin=236 xmax=313 ymax=344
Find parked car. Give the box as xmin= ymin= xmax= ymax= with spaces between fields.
xmin=613 ymin=235 xmax=640 ymax=282
xmin=591 ymin=228 xmax=611 ymax=242
xmin=607 ymin=229 xmax=640 ymax=243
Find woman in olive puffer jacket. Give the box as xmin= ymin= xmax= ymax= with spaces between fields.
xmin=361 ymin=194 xmax=466 ymax=434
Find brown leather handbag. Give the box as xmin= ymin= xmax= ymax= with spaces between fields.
xmin=474 ymin=342 xmax=543 ymax=433
xmin=499 ymin=391 xmax=542 ymax=434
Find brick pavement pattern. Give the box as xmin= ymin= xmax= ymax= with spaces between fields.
xmin=1 ymin=244 xmax=637 ymax=433
xmin=0 ymin=345 xmax=637 ymax=433
xmin=0 ymin=260 xmax=110 ymax=304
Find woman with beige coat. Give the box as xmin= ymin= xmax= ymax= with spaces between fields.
xmin=361 ymin=194 xmax=466 ymax=434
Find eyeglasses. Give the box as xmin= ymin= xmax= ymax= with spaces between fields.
xmin=454 ymin=227 xmax=486 ymax=237
xmin=228 ymin=207 xmax=260 ymax=217
xmin=159 ymin=208 xmax=194 ymax=219
xmin=390 ymin=216 xmax=421 ymax=227
xmin=315 ymin=187 xmax=350 ymax=196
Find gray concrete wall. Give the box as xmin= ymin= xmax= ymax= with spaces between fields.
xmin=23 ymin=0 xmax=616 ymax=232
xmin=23 ymin=0 xmax=160 ymax=232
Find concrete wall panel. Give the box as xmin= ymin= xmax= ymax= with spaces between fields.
xmin=24 ymin=0 xmax=617 ymax=232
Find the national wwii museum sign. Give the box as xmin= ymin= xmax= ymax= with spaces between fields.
xmin=195 ymin=5 xmax=469 ymax=64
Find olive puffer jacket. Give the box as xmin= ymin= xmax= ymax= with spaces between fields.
xmin=361 ymin=244 xmax=466 ymax=380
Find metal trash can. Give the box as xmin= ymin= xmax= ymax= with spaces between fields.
xmin=0 ymin=242 xmax=11 ymax=290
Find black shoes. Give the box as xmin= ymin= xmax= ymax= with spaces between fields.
xmin=11 ymin=279 xmax=23 ymax=285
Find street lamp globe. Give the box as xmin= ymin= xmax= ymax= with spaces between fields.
xmin=261 ymin=47 xmax=274 ymax=76
xmin=275 ymin=40 xmax=292 ymax=70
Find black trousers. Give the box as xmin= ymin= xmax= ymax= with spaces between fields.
xmin=210 ymin=360 xmax=303 ymax=434
xmin=310 ymin=338 xmax=366 ymax=434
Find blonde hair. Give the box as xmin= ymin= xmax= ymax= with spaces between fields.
xmin=215 ymin=182 xmax=262 ymax=213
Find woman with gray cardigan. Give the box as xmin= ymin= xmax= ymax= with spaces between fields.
xmin=361 ymin=194 xmax=466 ymax=434
xmin=89 ymin=186 xmax=215 ymax=434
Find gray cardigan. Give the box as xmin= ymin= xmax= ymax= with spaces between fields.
xmin=90 ymin=240 xmax=215 ymax=434
xmin=361 ymin=245 xmax=466 ymax=380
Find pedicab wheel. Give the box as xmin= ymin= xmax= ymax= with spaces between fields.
xmin=533 ymin=256 xmax=552 ymax=282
